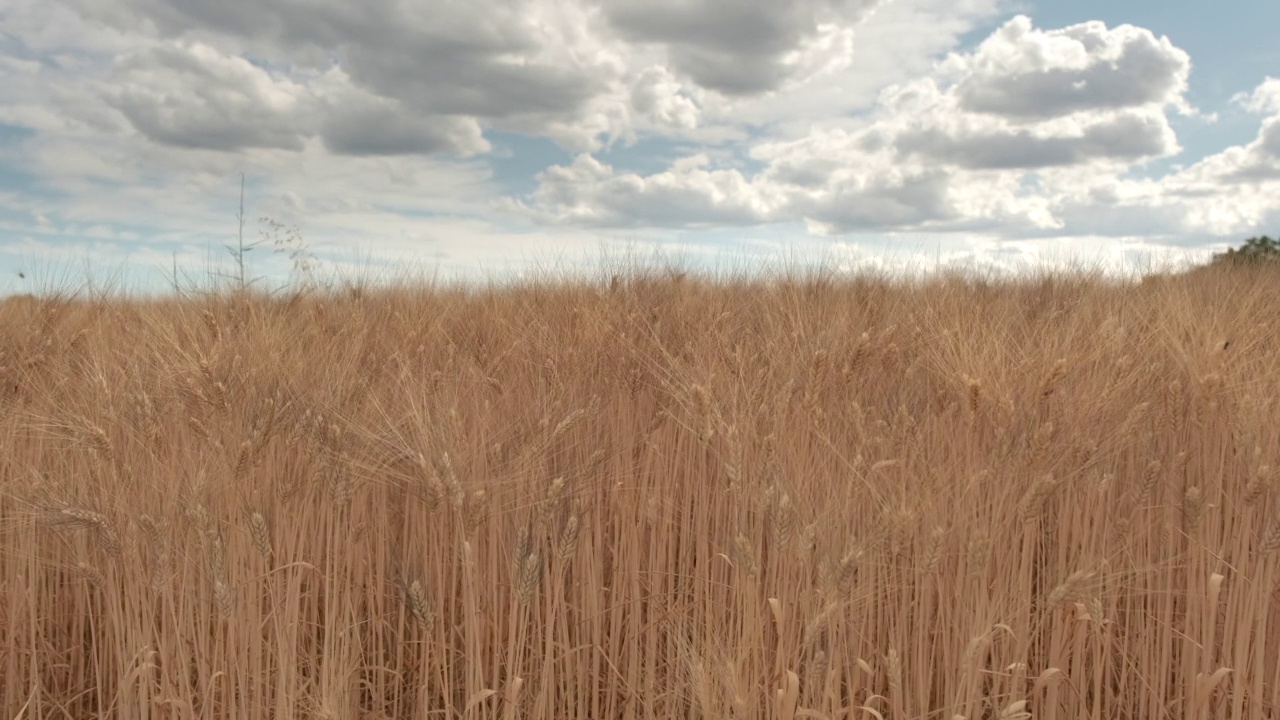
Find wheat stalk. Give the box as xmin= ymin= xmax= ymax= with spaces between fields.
xmin=886 ymin=648 xmax=903 ymax=715
xmin=771 ymin=487 xmax=795 ymax=553
xmin=73 ymin=561 xmax=105 ymax=590
xmin=545 ymin=475 xmax=569 ymax=518
xmin=84 ymin=424 xmax=114 ymax=464
xmin=557 ymin=503 xmax=584 ymax=561
xmin=244 ymin=508 xmax=273 ymax=562
xmin=201 ymin=309 xmax=223 ymax=344
xmin=1245 ymin=465 xmax=1272 ymax=506
xmin=1048 ymin=568 xmax=1099 ymax=607
xmin=803 ymin=602 xmax=840 ymax=649
xmin=138 ymin=514 xmax=172 ymax=592
xmin=1260 ymin=519 xmax=1280 ymax=555
xmin=1182 ymin=485 xmax=1205 ymax=532
xmin=922 ymin=525 xmax=946 ymax=575
xmin=212 ymin=578 xmax=234 ymax=619
xmin=205 ymin=528 xmax=227 ymax=579
xmin=398 ymin=574 xmax=434 ymax=627
xmin=844 ymin=332 xmax=870 ymax=380
xmin=1138 ymin=460 xmax=1161 ymax=505
xmin=1040 ymin=358 xmax=1067 ymax=398
xmin=967 ymin=530 xmax=990 ymax=582
xmin=439 ymin=451 xmax=463 ymax=510
xmin=414 ymin=452 xmax=445 ymax=510
xmin=42 ymin=506 xmax=121 ymax=556
xmin=966 ymin=376 xmax=982 ymax=417
xmin=518 ymin=551 xmax=542 ymax=603
xmin=464 ymin=489 xmax=490 ymax=534
xmin=732 ymin=534 xmax=758 ymax=580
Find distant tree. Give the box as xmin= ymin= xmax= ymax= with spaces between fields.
xmin=1212 ymin=235 xmax=1280 ymax=266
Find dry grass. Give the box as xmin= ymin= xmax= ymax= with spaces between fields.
xmin=2 ymin=264 xmax=1280 ymax=718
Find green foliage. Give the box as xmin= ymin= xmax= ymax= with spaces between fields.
xmin=1212 ymin=235 xmax=1280 ymax=266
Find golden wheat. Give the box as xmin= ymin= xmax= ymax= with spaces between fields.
xmin=3 ymin=265 xmax=1280 ymax=718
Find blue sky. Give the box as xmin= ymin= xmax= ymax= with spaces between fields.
xmin=1 ymin=0 xmax=1279 ymax=294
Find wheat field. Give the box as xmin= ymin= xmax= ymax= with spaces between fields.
xmin=2 ymin=265 xmax=1279 ymax=719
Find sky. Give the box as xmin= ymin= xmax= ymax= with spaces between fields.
xmin=1 ymin=0 xmax=1279 ymax=293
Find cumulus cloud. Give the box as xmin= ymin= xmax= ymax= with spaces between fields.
xmin=701 ymin=0 xmax=1010 ymax=129
xmin=4 ymin=0 xmax=1279 ymax=284
xmin=1234 ymin=77 xmax=1280 ymax=115
xmin=599 ymin=0 xmax=881 ymax=95
xmin=45 ymin=0 xmax=917 ymax=156
xmin=105 ymin=41 xmax=312 ymax=151
xmin=950 ymin=15 xmax=1192 ymax=119
xmin=988 ymin=82 xmax=1280 ymax=241
xmin=516 ymin=15 xmax=1198 ymax=234
xmin=1180 ymin=77 xmax=1280 ymax=183
xmin=895 ymin=108 xmax=1176 ymax=169
xmin=319 ymin=105 xmax=489 ymax=158
xmin=629 ymin=66 xmax=701 ymax=130
xmin=508 ymin=153 xmax=776 ymax=227
xmin=793 ymin=171 xmax=957 ymax=232
xmin=65 ymin=0 xmax=626 ymax=140
xmin=314 ymin=72 xmax=491 ymax=157
xmin=100 ymin=41 xmax=494 ymax=157
xmin=334 ymin=8 xmax=606 ymax=120
xmin=1 ymin=0 xmax=1019 ymax=164
xmin=1168 ymin=117 xmax=1280 ymax=185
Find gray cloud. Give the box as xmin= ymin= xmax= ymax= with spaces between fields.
xmin=101 ymin=40 xmax=496 ymax=157
xmin=71 ymin=0 xmax=613 ymax=122
xmin=319 ymin=102 xmax=489 ymax=157
xmin=792 ymin=171 xmax=956 ymax=232
xmin=1221 ymin=118 xmax=1280 ymax=182
xmin=512 ymin=16 xmax=1213 ymax=237
xmin=599 ymin=0 xmax=881 ymax=95
xmin=511 ymin=146 xmax=972 ymax=233
xmin=342 ymin=46 xmax=599 ymax=120
xmin=45 ymin=0 xmax=920 ymax=158
xmin=1260 ymin=119 xmax=1280 ymax=159
xmin=509 ymin=153 xmax=774 ymax=227
xmin=897 ymin=112 xmax=1175 ymax=169
xmin=954 ymin=16 xmax=1190 ymax=119
xmin=8 ymin=0 xmax=1280 ymax=272
xmin=104 ymin=42 xmax=311 ymax=151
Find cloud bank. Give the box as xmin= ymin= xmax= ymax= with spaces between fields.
xmin=0 ymin=0 xmax=1277 ymax=286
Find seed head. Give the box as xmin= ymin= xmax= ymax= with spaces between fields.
xmin=1182 ymin=485 xmax=1205 ymax=532
xmin=1048 ymin=568 xmax=1099 ymax=607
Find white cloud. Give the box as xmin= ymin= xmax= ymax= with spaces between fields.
xmin=898 ymin=108 xmax=1178 ymax=169
xmin=60 ymin=0 xmax=630 ymax=146
xmin=599 ymin=0 xmax=881 ymax=95
xmin=105 ymin=41 xmax=313 ymax=151
xmin=0 ymin=56 xmax=41 ymax=76
xmin=1156 ymin=83 xmax=1280 ymax=187
xmin=313 ymin=69 xmax=492 ymax=157
xmin=2 ymin=0 xmax=1277 ymax=285
xmin=1003 ymin=95 xmax=1280 ymax=241
xmin=505 ymin=153 xmax=777 ymax=227
xmin=819 ymin=233 xmax=1213 ymax=279
xmin=949 ymin=15 xmax=1192 ymax=118
xmin=620 ymin=0 xmax=1013 ymax=135
xmin=13 ymin=0 xmax=1012 ymax=158
xmin=1234 ymin=77 xmax=1280 ymax=114
xmin=319 ymin=101 xmax=490 ymax=158
xmin=629 ymin=66 xmax=701 ymax=130
xmin=517 ymin=15 xmax=1202 ymax=235
xmin=101 ymin=41 xmax=495 ymax=157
